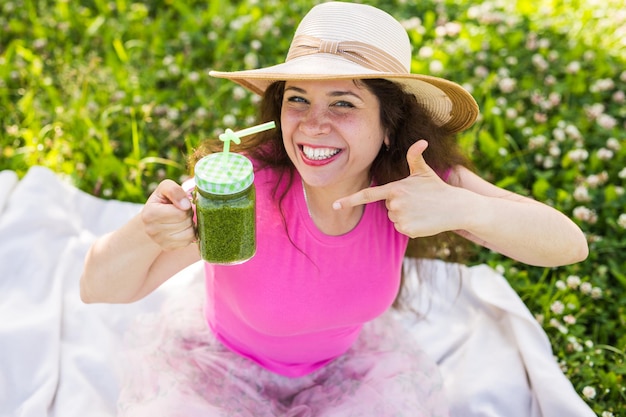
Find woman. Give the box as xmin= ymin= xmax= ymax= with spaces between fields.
xmin=80 ymin=2 xmax=588 ymax=416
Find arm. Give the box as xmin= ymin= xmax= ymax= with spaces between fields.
xmin=80 ymin=180 xmax=201 ymax=304
xmin=334 ymin=140 xmax=588 ymax=267
xmin=446 ymin=165 xmax=588 ymax=266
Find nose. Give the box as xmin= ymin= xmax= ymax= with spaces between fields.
xmin=299 ymin=105 xmax=331 ymax=136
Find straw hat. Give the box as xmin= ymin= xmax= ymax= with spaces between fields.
xmin=209 ymin=1 xmax=479 ymax=134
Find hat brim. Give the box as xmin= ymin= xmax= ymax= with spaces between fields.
xmin=210 ymin=54 xmax=479 ymax=134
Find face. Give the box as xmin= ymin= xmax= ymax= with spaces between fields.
xmin=280 ymin=79 xmax=388 ymax=191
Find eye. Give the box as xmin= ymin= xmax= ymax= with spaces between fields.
xmin=285 ymin=95 xmax=308 ymax=104
xmin=333 ymin=100 xmax=355 ymax=108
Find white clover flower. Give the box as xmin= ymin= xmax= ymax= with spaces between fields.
xmin=555 ymin=280 xmax=566 ymax=290
xmin=552 ymin=128 xmax=566 ymax=142
xmin=582 ymin=386 xmax=596 ymax=400
xmin=401 ymin=17 xmax=423 ymax=31
xmin=602 ymin=411 xmax=615 ymax=417
xmin=567 ymin=336 xmax=582 ymax=351
xmin=498 ymin=77 xmax=517 ymax=93
xmin=566 ymin=61 xmax=581 ymax=74
xmin=619 ymin=168 xmax=626 ymax=179
xmin=597 ymin=114 xmax=618 ymax=130
xmin=166 ymin=108 xmax=180 ymax=121
xmin=573 ymin=186 xmax=591 ymax=202
xmin=586 ymin=174 xmax=602 ymax=188
xmin=418 ymin=46 xmax=434 ymax=58
xmin=618 ymin=213 xmax=626 ymax=229
xmin=429 ymin=60 xmax=444 ymax=74
xmin=585 ymin=340 xmax=594 ymax=348
xmin=250 ymin=39 xmax=262 ymax=51
xmin=222 ymin=114 xmax=236 ymax=127
xmin=585 ymin=103 xmax=605 ymax=119
xmin=244 ymin=52 xmax=258 ymax=69
xmin=506 ymin=56 xmax=518 ymax=66
xmin=505 ymin=108 xmax=518 ymax=119
xmin=596 ymin=148 xmax=614 ymax=161
xmin=532 ymin=54 xmax=549 ymax=71
xmin=564 ymin=124 xmax=582 ymax=140
xmin=516 ymin=118 xmax=528 ymax=128
xmin=591 ymin=287 xmax=603 ymax=299
xmin=543 ymin=156 xmax=555 ymax=169
xmin=168 ymin=64 xmax=181 ymax=76
xmin=580 ymin=282 xmax=593 ymax=295
xmin=538 ymin=38 xmax=551 ymax=49
xmin=548 ymin=143 xmax=561 ymax=157
xmin=544 ymin=75 xmax=557 ymax=86
xmin=195 ymin=107 xmax=208 ymax=119
xmin=613 ymin=90 xmax=625 ymax=103
xmin=444 ymin=22 xmax=462 ymax=37
xmin=590 ymin=78 xmax=615 ymax=93
xmin=534 ymin=112 xmax=547 ymax=123
xmin=606 ymin=138 xmax=621 ymax=151
xmin=232 ymin=86 xmax=247 ymax=100
xmin=550 ymin=300 xmax=565 ymax=314
xmin=563 ymin=314 xmax=576 ymax=325
xmin=531 ymin=91 xmax=543 ymax=105
xmin=535 ymin=313 xmax=544 ymax=324
xmin=573 ymin=206 xmax=597 ymax=224
xmin=474 ymin=65 xmax=489 ymax=78
xmin=548 ymin=92 xmax=561 ymax=107
xmin=567 ymin=148 xmax=589 ymax=162
xmin=187 ymin=71 xmax=200 ymax=83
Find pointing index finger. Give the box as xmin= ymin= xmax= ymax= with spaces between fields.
xmin=333 ymin=184 xmax=389 ymax=210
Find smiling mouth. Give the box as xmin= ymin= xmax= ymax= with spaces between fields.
xmin=301 ymin=145 xmax=341 ymax=161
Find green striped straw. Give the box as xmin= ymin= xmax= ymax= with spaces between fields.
xmin=218 ymin=121 xmax=276 ymax=155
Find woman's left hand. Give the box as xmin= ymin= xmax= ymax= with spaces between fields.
xmin=333 ymin=140 xmax=468 ymax=238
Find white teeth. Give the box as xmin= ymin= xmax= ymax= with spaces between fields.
xmin=302 ymin=145 xmax=340 ymax=160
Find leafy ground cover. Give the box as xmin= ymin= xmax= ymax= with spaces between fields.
xmin=1 ymin=0 xmax=624 ymax=414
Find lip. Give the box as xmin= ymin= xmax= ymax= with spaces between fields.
xmin=298 ymin=144 xmax=343 ymax=166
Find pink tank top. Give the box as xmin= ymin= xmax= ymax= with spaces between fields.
xmin=204 ymin=166 xmax=408 ymax=377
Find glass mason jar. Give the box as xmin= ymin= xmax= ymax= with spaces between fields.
xmin=194 ymin=153 xmax=256 ymax=264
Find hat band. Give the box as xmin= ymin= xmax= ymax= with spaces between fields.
xmin=286 ymin=35 xmax=407 ymax=74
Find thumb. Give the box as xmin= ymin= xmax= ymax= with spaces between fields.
xmin=406 ymin=139 xmax=430 ymax=176
xmin=150 ymin=179 xmax=192 ymax=210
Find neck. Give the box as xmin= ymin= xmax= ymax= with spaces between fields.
xmin=301 ymin=178 xmax=369 ymax=236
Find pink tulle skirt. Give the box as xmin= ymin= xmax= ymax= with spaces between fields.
xmin=116 ymin=282 xmax=449 ymax=417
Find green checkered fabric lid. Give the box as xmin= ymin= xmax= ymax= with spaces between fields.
xmin=194 ymin=153 xmax=254 ymax=195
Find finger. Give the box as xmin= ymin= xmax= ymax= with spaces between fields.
xmin=406 ymin=139 xmax=430 ymax=176
xmin=149 ymin=179 xmax=191 ymax=210
xmin=332 ymin=184 xmax=391 ymax=210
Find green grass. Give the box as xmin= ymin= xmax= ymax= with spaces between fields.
xmin=1 ymin=0 xmax=625 ymax=414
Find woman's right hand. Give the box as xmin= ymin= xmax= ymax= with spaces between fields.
xmin=141 ymin=179 xmax=196 ymax=250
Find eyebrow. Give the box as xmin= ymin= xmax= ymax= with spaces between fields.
xmin=284 ymin=86 xmax=365 ymax=101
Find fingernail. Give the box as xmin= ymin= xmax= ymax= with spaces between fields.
xmin=332 ymin=202 xmax=342 ymax=210
xmin=179 ymin=198 xmax=191 ymax=210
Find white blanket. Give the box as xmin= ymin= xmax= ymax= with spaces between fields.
xmin=0 ymin=167 xmax=596 ymax=417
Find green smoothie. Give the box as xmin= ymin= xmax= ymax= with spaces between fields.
xmin=195 ymin=186 xmax=256 ymax=264
xmin=194 ymin=152 xmax=256 ymax=264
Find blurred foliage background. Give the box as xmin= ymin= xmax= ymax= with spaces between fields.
xmin=1 ymin=0 xmax=625 ymax=414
